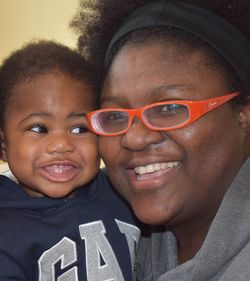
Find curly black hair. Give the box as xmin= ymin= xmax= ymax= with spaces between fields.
xmin=70 ymin=0 xmax=149 ymax=73
xmin=0 ymin=40 xmax=100 ymax=129
xmin=70 ymin=0 xmax=250 ymax=79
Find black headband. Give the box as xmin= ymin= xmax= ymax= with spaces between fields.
xmin=105 ymin=0 xmax=250 ymax=92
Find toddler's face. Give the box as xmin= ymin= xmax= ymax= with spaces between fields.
xmin=1 ymin=71 xmax=99 ymax=198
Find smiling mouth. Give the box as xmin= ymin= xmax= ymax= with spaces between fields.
xmin=44 ymin=165 xmax=75 ymax=174
xmin=134 ymin=162 xmax=180 ymax=176
xmin=39 ymin=164 xmax=80 ymax=182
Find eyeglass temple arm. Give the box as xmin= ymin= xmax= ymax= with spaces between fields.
xmin=189 ymin=92 xmax=239 ymax=121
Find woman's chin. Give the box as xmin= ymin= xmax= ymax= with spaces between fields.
xmin=132 ymin=204 xmax=170 ymax=226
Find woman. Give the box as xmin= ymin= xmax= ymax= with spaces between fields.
xmin=71 ymin=0 xmax=250 ymax=280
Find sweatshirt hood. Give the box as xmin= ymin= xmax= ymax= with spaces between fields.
xmin=0 ymin=174 xmax=94 ymax=211
xmin=136 ymin=157 xmax=250 ymax=281
xmin=189 ymin=157 xmax=250 ymax=280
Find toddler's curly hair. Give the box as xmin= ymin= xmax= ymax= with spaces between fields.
xmin=0 ymin=40 xmax=99 ymax=129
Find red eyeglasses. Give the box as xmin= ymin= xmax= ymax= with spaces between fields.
xmin=87 ymin=92 xmax=239 ymax=136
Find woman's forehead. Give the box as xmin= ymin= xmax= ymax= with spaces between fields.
xmin=104 ymin=42 xmax=224 ymax=83
xmin=107 ymin=39 xmax=216 ymax=79
xmin=102 ymin=42 xmax=228 ymax=103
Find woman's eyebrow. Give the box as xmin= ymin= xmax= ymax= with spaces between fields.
xmin=151 ymin=84 xmax=196 ymax=94
xmin=100 ymin=84 xmax=196 ymax=104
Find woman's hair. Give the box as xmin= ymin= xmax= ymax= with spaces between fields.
xmin=70 ymin=0 xmax=150 ymax=72
xmin=0 ymin=40 xmax=100 ymax=129
xmin=70 ymin=0 xmax=250 ymax=96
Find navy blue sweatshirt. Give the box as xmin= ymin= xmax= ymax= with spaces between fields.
xmin=0 ymin=171 xmax=140 ymax=280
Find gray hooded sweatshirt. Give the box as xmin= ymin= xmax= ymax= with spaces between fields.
xmin=135 ymin=158 xmax=250 ymax=281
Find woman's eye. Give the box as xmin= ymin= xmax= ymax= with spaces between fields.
xmin=29 ymin=125 xmax=48 ymax=134
xmin=158 ymin=103 xmax=185 ymax=115
xmin=71 ymin=125 xmax=89 ymax=134
xmin=105 ymin=111 xmax=128 ymax=123
xmin=161 ymin=104 xmax=181 ymax=112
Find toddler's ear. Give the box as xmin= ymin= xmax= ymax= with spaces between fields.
xmin=0 ymin=131 xmax=7 ymax=162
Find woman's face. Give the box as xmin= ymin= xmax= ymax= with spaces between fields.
xmin=99 ymin=41 xmax=250 ymax=227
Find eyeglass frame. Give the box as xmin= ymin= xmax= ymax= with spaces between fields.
xmin=87 ymin=92 xmax=240 ymax=136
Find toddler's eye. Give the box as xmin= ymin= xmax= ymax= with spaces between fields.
xmin=30 ymin=125 xmax=48 ymax=134
xmin=71 ymin=125 xmax=89 ymax=134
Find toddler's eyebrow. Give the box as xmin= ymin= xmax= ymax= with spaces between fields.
xmin=20 ymin=112 xmax=50 ymax=124
xmin=68 ymin=112 xmax=87 ymax=118
xmin=20 ymin=112 xmax=87 ymax=124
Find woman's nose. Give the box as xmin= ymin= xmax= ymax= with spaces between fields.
xmin=46 ymin=132 xmax=75 ymax=155
xmin=120 ymin=117 xmax=165 ymax=151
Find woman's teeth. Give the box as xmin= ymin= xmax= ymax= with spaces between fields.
xmin=134 ymin=162 xmax=179 ymax=175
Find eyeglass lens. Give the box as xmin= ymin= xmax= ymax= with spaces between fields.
xmin=143 ymin=103 xmax=189 ymax=128
xmin=94 ymin=111 xmax=130 ymax=133
xmin=93 ymin=103 xmax=189 ymax=133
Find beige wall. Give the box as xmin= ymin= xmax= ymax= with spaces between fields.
xmin=0 ymin=0 xmax=79 ymax=64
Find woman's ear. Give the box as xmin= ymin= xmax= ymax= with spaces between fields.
xmin=0 ymin=130 xmax=7 ymax=162
xmin=238 ymin=97 xmax=250 ymax=133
